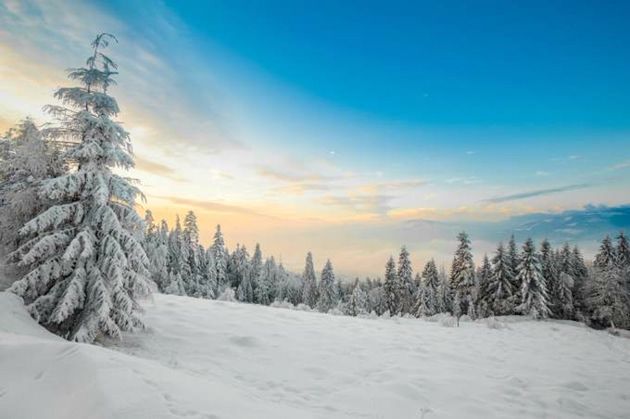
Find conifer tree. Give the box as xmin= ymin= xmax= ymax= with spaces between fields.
xmin=450 ymin=232 xmax=475 ymax=317
xmin=506 ymin=235 xmax=521 ymax=299
xmin=555 ymin=271 xmax=574 ymax=319
xmin=302 ymin=251 xmax=318 ymax=308
xmin=368 ymin=285 xmax=386 ymax=315
xmin=397 ymin=246 xmax=414 ymax=314
xmin=9 ymin=34 xmax=151 ymax=342
xmin=585 ymin=266 xmax=630 ymax=330
xmin=231 ymin=245 xmax=250 ymax=294
xmin=594 ymin=235 xmax=616 ymax=270
xmin=615 ymin=232 xmax=630 ymax=269
xmin=167 ymin=215 xmax=185 ymax=290
xmin=348 ymin=283 xmax=368 ymax=316
xmin=383 ymin=256 xmax=399 ymax=315
xmin=317 ymin=259 xmax=337 ymax=312
xmin=236 ymin=250 xmax=255 ymax=303
xmin=143 ymin=211 xmax=169 ymax=291
xmin=182 ymin=211 xmax=201 ymax=295
xmin=571 ymin=245 xmax=588 ymax=313
xmin=256 ymin=257 xmax=277 ymax=305
xmin=211 ymin=224 xmax=228 ymax=293
xmin=0 ymin=119 xmax=65 ymax=259
xmin=487 ymin=243 xmax=515 ymax=315
xmin=416 ymin=259 xmax=439 ymax=316
xmin=540 ymin=239 xmax=565 ymax=318
xmin=437 ymin=266 xmax=451 ymax=313
xmin=516 ymin=238 xmax=550 ymax=319
xmin=476 ymin=254 xmax=492 ymax=317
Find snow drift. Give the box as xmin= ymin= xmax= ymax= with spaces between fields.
xmin=1 ymin=292 xmax=630 ymax=418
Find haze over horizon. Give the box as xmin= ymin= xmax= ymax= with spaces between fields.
xmin=1 ymin=0 xmax=629 ymax=277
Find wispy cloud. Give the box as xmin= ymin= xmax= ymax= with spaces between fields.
xmin=158 ymin=196 xmax=275 ymax=219
xmin=610 ymin=160 xmax=630 ymax=170
xmin=256 ymin=166 xmax=335 ymax=183
xmin=483 ymin=183 xmax=591 ymax=204
xmin=445 ymin=176 xmax=481 ymax=185
xmin=135 ymin=155 xmax=184 ymax=181
xmin=319 ymin=194 xmax=392 ymax=215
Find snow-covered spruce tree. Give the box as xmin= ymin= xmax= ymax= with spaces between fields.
xmin=571 ymin=245 xmax=588 ymax=314
xmin=450 ymin=232 xmax=475 ymax=318
xmin=0 ymin=119 xmax=66 ymax=263
xmin=383 ymin=256 xmax=399 ymax=315
xmin=276 ymin=264 xmax=303 ymax=306
xmin=238 ymin=244 xmax=260 ymax=303
xmin=540 ymin=239 xmax=566 ymax=318
xmin=9 ymin=34 xmax=151 ymax=342
xmin=256 ymin=256 xmax=278 ymax=305
xmin=236 ymin=259 xmax=254 ymax=302
xmin=557 ymin=242 xmax=573 ymax=276
xmin=231 ymin=245 xmax=249 ymax=299
xmin=211 ymin=224 xmax=229 ymax=293
xmin=585 ymin=266 xmax=630 ymax=330
xmin=594 ymin=235 xmax=616 ymax=270
xmin=476 ymin=254 xmax=492 ymax=318
xmin=182 ymin=211 xmax=210 ymax=297
xmin=348 ymin=282 xmax=368 ymax=316
xmin=302 ymin=251 xmax=318 ymax=308
xmin=143 ymin=211 xmax=169 ymax=291
xmin=203 ymin=248 xmax=218 ymax=298
xmin=227 ymin=244 xmax=247 ymax=290
xmin=166 ymin=215 xmax=186 ymax=294
xmin=615 ymin=232 xmax=630 ymax=269
xmin=397 ymin=246 xmax=414 ymax=314
xmin=164 ymin=269 xmax=186 ymax=295
xmin=437 ymin=266 xmax=451 ymax=313
xmin=317 ymin=259 xmax=337 ymax=312
xmin=516 ymin=238 xmax=550 ymax=319
xmin=415 ymin=259 xmax=439 ymax=317
xmin=368 ymin=284 xmax=386 ymax=315
xmin=507 ymin=234 xmax=521 ymax=300
xmin=555 ymin=271 xmax=574 ymax=319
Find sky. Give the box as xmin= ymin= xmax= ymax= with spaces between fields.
xmin=1 ymin=0 xmax=630 ymax=277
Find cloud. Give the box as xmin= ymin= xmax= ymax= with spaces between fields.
xmin=445 ymin=177 xmax=481 ymax=185
xmin=375 ymin=179 xmax=427 ymax=190
xmin=134 ymin=155 xmax=184 ymax=181
xmin=256 ymin=166 xmax=338 ymax=183
xmin=158 ymin=196 xmax=276 ymax=219
xmin=610 ymin=160 xmax=630 ymax=170
xmin=483 ymin=183 xmax=591 ymax=204
xmin=319 ymin=194 xmax=392 ymax=215
xmin=399 ymin=204 xmax=630 ymax=255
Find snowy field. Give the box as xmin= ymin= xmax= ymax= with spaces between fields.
xmin=1 ymin=292 xmax=630 ymax=419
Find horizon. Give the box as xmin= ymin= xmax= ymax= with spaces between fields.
xmin=1 ymin=0 xmax=629 ymax=277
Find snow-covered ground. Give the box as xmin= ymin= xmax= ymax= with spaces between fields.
xmin=2 ymin=292 xmax=630 ymax=418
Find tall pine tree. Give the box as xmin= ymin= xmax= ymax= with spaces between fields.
xmin=516 ymin=238 xmax=550 ymax=319
xmin=9 ymin=34 xmax=151 ymax=342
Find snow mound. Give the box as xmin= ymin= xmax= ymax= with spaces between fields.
xmin=2 ymin=292 xmax=630 ymax=418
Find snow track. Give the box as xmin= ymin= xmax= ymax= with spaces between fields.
xmin=2 ymin=292 xmax=630 ymax=418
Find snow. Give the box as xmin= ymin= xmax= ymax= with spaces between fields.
xmin=2 ymin=292 xmax=630 ymax=418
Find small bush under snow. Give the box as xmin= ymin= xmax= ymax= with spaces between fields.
xmin=217 ymin=288 xmax=237 ymax=302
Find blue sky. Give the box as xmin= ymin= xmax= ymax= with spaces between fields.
xmin=1 ymin=0 xmax=630 ymax=275
xmin=94 ymin=0 xmax=630 ymax=180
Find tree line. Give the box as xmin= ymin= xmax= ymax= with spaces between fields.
xmin=141 ymin=211 xmax=630 ymax=331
